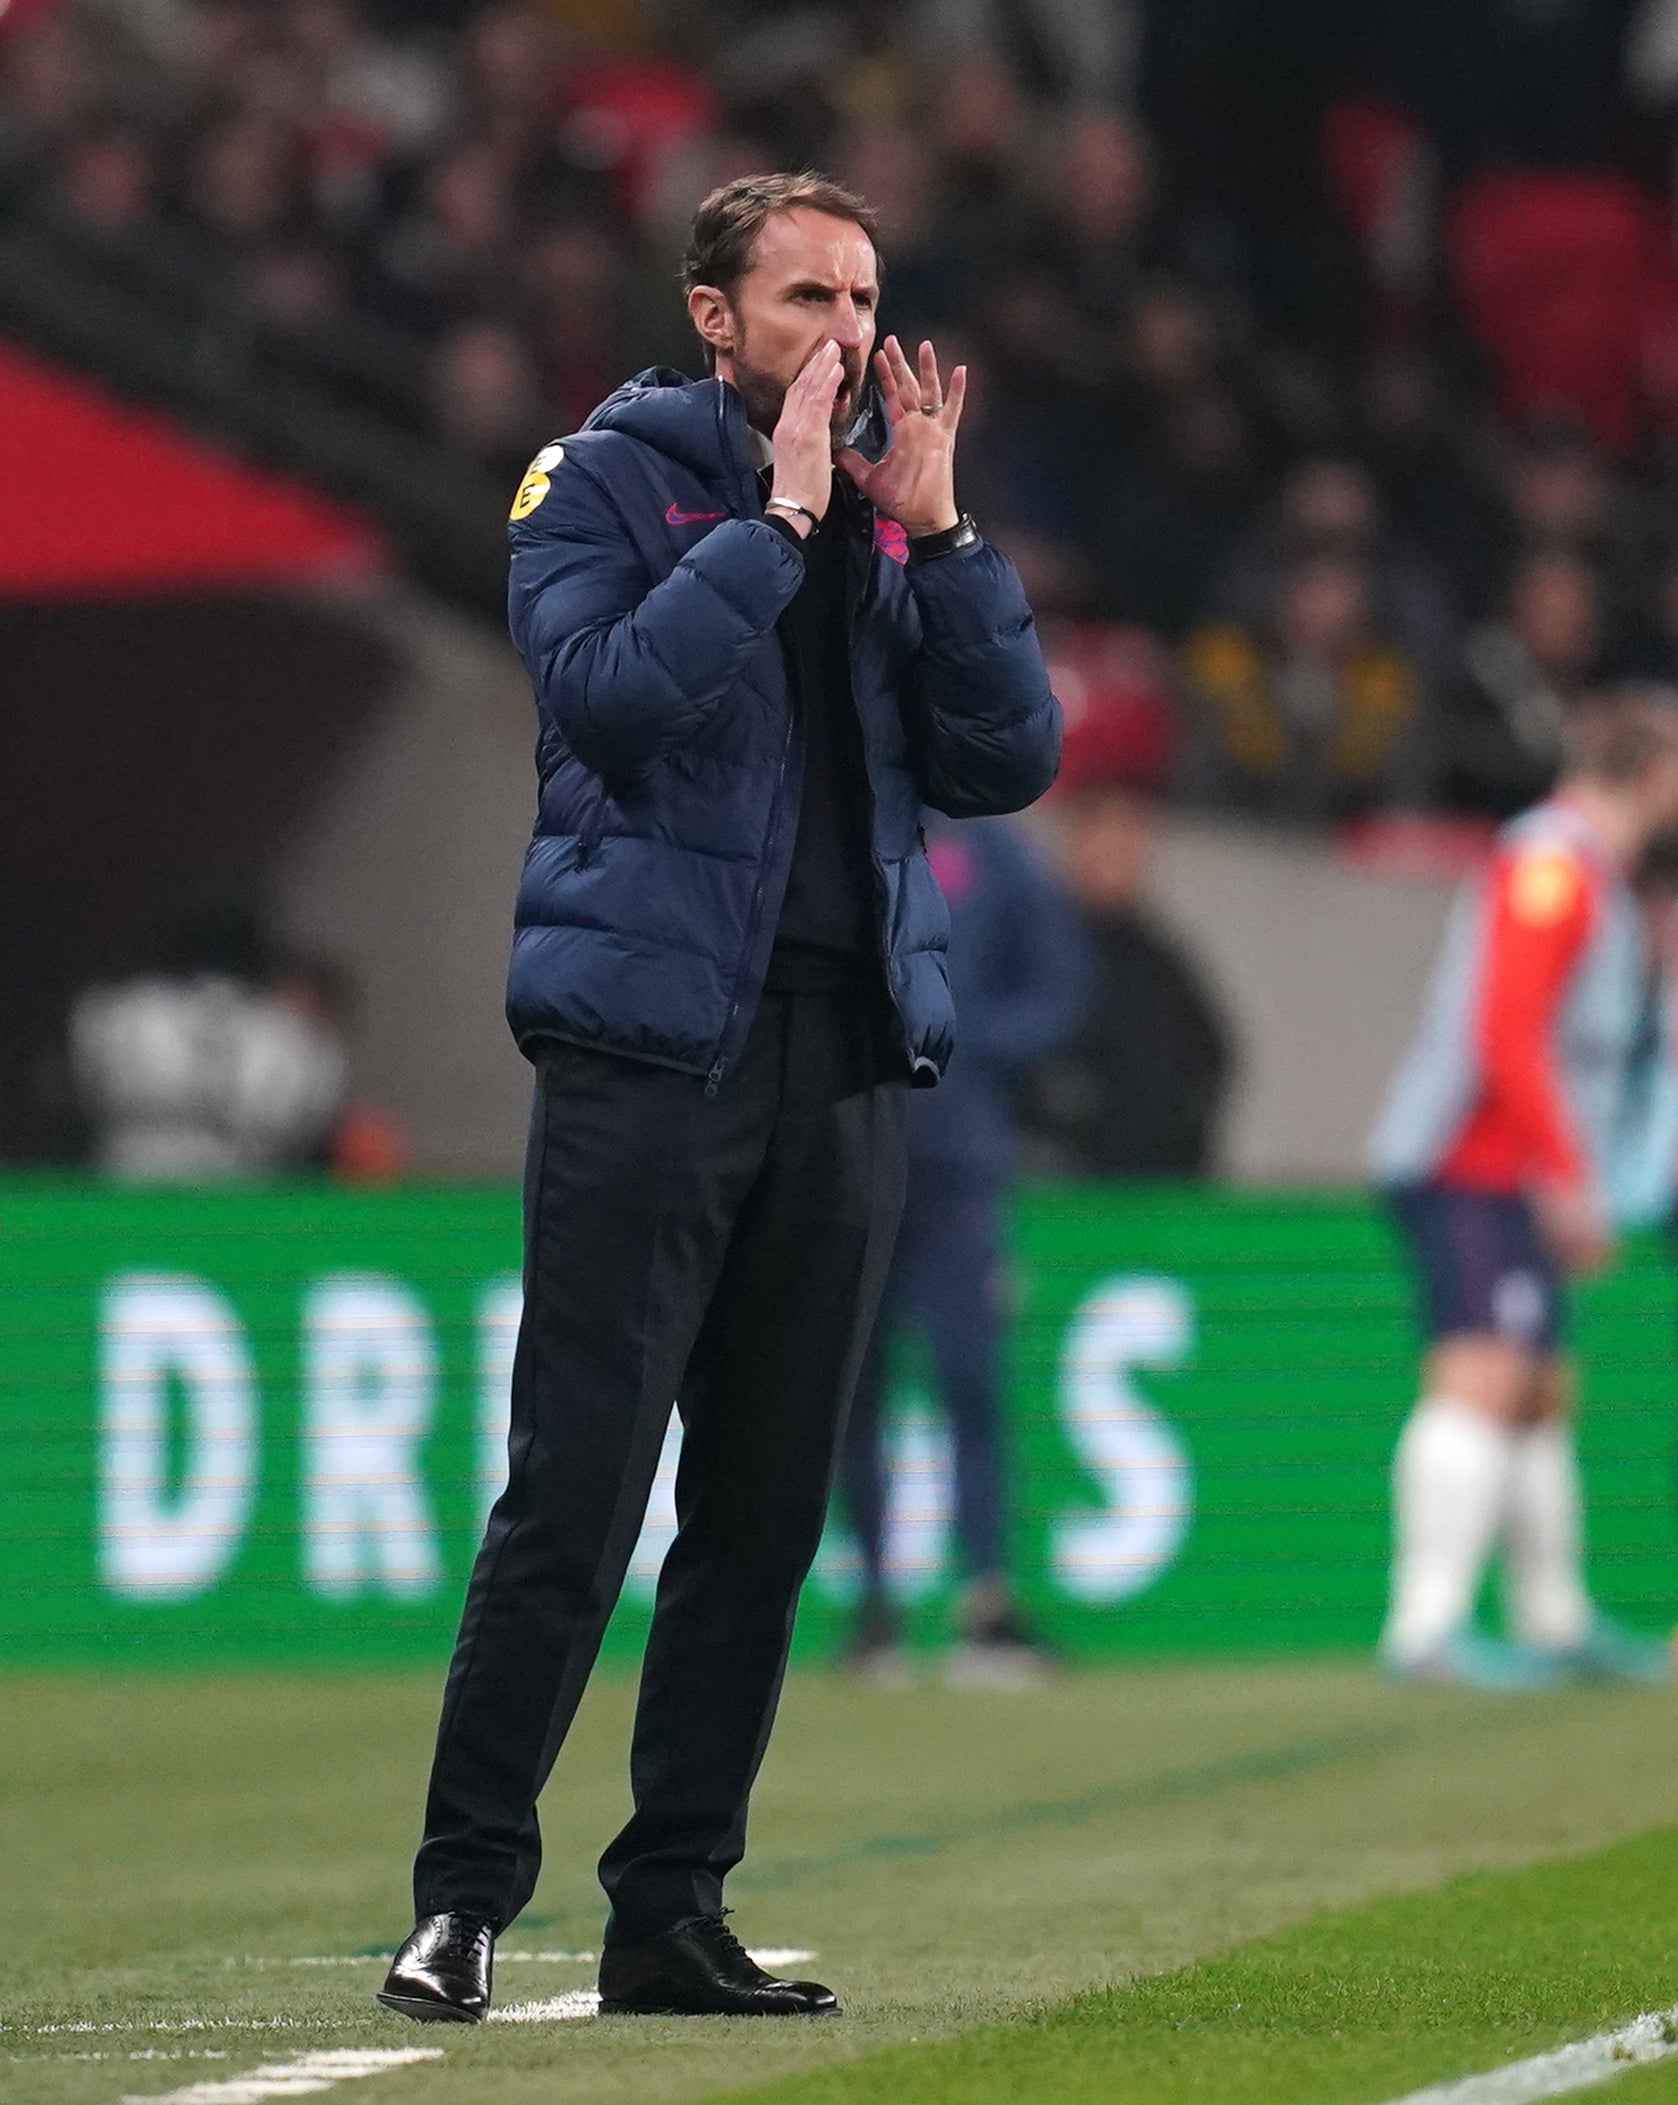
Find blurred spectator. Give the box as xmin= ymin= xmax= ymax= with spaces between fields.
xmin=920 ymin=54 xmax=1035 ymax=271
xmin=1505 ymin=423 xmax=1617 ymax=555
xmin=916 ymin=0 xmax=1141 ymax=108
xmin=177 ymin=109 xmax=306 ymax=258
xmin=1023 ymin=784 xmax=1234 ymax=1178
xmin=371 ymin=138 xmax=522 ymax=334
xmin=837 ymin=117 xmax=970 ymax=341
xmin=558 ymin=44 xmax=722 ymax=232
xmin=0 ymin=11 xmax=107 ymax=161
xmin=1081 ymin=279 xmax=1268 ymax=637
xmin=243 ymin=234 xmax=350 ymax=331
xmin=453 ymin=0 xmax=565 ymax=153
xmin=1032 ymin=106 xmax=1155 ymax=330
xmin=1437 ymin=550 xmax=1604 ymax=816
xmin=52 ymin=120 xmax=159 ymax=241
xmin=520 ymin=214 xmax=625 ymax=431
xmin=1211 ymin=453 xmax=1461 ymax=702
xmin=286 ymin=0 xmax=447 ymax=157
xmin=840 ymin=815 xmax=1087 ymax=1685
xmin=427 ymin=316 xmax=546 ymax=472
xmin=1181 ymin=551 xmax=1425 ymax=821
xmin=1355 ymin=344 xmax=1517 ymax=621
xmin=935 ymin=335 xmax=1091 ymax=610
xmin=70 ymin=897 xmax=345 ymax=1181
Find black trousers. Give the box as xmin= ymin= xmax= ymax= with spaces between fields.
xmin=413 ymin=992 xmax=908 ymax=1937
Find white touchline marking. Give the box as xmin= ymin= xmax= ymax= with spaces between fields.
xmin=4 ymin=2019 xmax=306 ymax=2039
xmin=10 ymin=2050 xmax=231 ymax=2064
xmin=251 ymin=1946 xmax=812 ymax=1969
xmin=1379 ymin=2005 xmax=1678 ymax=2103
xmin=120 ymin=2046 xmax=441 ymax=2105
xmin=490 ymin=1991 xmax=599 ymax=2024
xmin=250 ymin=1951 xmax=599 ymax=1967
xmin=487 ymin=1952 xmax=818 ymax=2024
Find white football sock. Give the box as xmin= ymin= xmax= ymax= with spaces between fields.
xmin=1382 ymin=1397 xmax=1515 ymax=1662
xmin=1503 ymin=1420 xmax=1593 ymax=1649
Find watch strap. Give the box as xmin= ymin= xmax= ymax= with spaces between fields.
xmin=907 ymin=513 xmax=980 ymax=563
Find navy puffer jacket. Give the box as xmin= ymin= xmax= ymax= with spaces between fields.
xmin=505 ymin=369 xmax=1062 ymax=1088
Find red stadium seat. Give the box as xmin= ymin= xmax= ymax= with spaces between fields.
xmin=1448 ymin=170 xmax=1678 ymax=456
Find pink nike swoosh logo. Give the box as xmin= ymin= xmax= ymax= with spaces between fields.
xmin=666 ymin=503 xmax=727 ymax=525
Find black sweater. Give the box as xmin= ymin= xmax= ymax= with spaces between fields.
xmin=765 ymin=485 xmax=883 ymax=994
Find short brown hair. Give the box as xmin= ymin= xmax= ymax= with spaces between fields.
xmin=680 ymin=170 xmax=879 ymax=305
xmin=1566 ymin=683 xmax=1678 ymax=783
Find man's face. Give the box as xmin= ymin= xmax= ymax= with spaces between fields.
xmin=696 ymin=208 xmax=879 ymax=434
xmin=1063 ymin=788 xmax=1156 ymax=913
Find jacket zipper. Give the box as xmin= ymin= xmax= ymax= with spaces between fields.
xmin=852 ymin=503 xmax=912 ymax=1076
xmin=707 ymin=706 xmax=795 ymax=1097
xmin=703 ymin=381 xmax=803 ymax=1098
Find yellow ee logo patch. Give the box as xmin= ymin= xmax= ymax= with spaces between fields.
xmin=1509 ymin=848 xmax=1581 ymax=926
xmin=510 ymin=443 xmax=565 ymax=521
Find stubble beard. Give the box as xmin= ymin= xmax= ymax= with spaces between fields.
xmin=728 ymin=323 xmax=860 ymax=440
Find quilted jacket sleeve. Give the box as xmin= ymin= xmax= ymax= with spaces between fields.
xmin=902 ymin=540 xmax=1062 ymax=816
xmin=508 ymin=448 xmax=806 ymax=779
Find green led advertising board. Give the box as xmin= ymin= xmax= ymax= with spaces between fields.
xmin=2 ymin=1180 xmax=1674 ymax=1666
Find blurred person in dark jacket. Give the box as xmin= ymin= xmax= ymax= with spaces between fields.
xmin=1023 ymin=714 xmax=1235 ymax=1178
xmin=1436 ymin=550 xmax=1605 ymax=818
xmin=839 ymin=813 xmax=1087 ymax=1685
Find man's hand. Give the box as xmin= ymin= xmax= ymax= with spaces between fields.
xmin=835 ymin=336 xmax=965 ymax=539
xmin=1534 ymin=1180 xmax=1615 ymax=1278
xmin=769 ymin=340 xmax=845 ymax=533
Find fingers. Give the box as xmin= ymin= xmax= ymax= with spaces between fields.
xmin=942 ymin=362 xmax=967 ymax=432
xmin=833 ymin=446 xmax=871 ymax=488
xmin=792 ymin=339 xmax=844 ymax=408
xmin=886 ymin=334 xmax=920 ymax=407
xmin=874 ymin=344 xmax=908 ymax=427
xmin=916 ymin=337 xmax=943 ymax=410
xmin=776 ymin=341 xmax=844 ymax=447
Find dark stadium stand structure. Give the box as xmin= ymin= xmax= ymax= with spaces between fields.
xmin=0 ymin=345 xmax=401 ymax=1159
xmin=0 ymin=190 xmax=517 ymax=617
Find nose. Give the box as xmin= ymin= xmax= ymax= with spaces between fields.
xmin=830 ymin=299 xmax=867 ymax=351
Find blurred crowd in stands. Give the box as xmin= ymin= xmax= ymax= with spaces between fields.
xmin=12 ymin=0 xmax=1678 ymax=825
xmin=14 ymin=0 xmax=1678 ymax=827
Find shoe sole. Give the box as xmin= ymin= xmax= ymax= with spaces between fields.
xmin=375 ymin=1990 xmax=484 ymax=2024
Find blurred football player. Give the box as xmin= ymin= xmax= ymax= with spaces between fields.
xmin=838 ymin=812 xmax=1086 ymax=1686
xmin=1370 ymin=684 xmax=1678 ymax=1686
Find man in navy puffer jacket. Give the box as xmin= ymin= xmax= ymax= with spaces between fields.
xmin=380 ymin=172 xmax=1059 ymax=2028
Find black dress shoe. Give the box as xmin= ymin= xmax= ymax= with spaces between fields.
xmin=599 ymin=1913 xmax=839 ymax=2016
xmin=376 ymin=1912 xmax=495 ymax=2023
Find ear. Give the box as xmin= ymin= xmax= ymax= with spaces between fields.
xmin=687 ymin=284 xmax=734 ymax=357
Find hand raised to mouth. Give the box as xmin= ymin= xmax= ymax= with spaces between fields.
xmin=835 ymin=336 xmax=965 ymax=541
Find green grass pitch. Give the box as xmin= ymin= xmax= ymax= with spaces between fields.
xmin=9 ymin=1661 xmax=1678 ymax=2105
